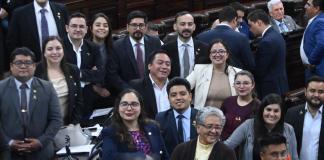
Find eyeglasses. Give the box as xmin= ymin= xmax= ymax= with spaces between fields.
xmin=12 ymin=60 xmax=34 ymax=67
xmin=234 ymin=81 xmax=252 ymax=86
xmin=199 ymin=123 xmax=223 ymax=131
xmin=119 ymin=101 xmax=140 ymax=109
xmin=128 ymin=23 xmax=146 ymax=29
xmin=210 ymin=49 xmax=227 ymax=55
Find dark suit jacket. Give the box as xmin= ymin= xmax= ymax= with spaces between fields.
xmin=0 ymin=76 xmax=62 ymax=159
xmin=111 ymin=35 xmax=161 ymax=91
xmin=285 ymin=104 xmax=324 ymax=160
xmin=6 ymin=2 xmax=68 ymax=62
xmin=254 ymin=27 xmax=289 ymax=99
xmin=34 ymin=63 xmax=83 ymax=125
xmin=197 ymin=25 xmax=255 ymax=72
xmin=129 ymin=76 xmax=159 ymax=119
xmin=63 ymin=37 xmax=104 ymax=84
xmin=155 ymin=108 xmax=198 ymax=156
xmin=101 ymin=122 xmax=169 ymax=160
xmin=170 ymin=138 xmax=236 ymax=160
xmin=161 ymin=38 xmax=208 ymax=79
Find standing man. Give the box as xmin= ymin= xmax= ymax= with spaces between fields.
xmin=111 ymin=10 xmax=161 ymax=92
xmin=155 ymin=77 xmax=198 ymax=155
xmin=64 ymin=12 xmax=104 ymax=117
xmin=130 ymin=50 xmax=171 ymax=119
xmin=162 ymin=11 xmax=208 ymax=79
xmin=300 ymin=0 xmax=324 ymax=78
xmin=268 ymin=0 xmax=300 ymax=33
xmin=7 ymin=0 xmax=68 ymax=62
xmin=285 ymin=76 xmax=324 ymax=160
xmin=259 ymin=133 xmax=289 ymax=160
xmin=0 ymin=47 xmax=62 ymax=159
xmin=247 ymin=9 xmax=289 ymax=99
xmin=197 ymin=6 xmax=254 ymax=72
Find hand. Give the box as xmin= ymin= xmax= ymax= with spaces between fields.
xmin=10 ymin=140 xmax=27 ymax=152
xmin=22 ymin=138 xmax=41 ymax=152
xmin=0 ymin=8 xmax=8 ymax=19
xmin=93 ymin=85 xmax=111 ymax=97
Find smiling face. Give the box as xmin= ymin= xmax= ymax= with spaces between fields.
xmin=118 ymin=92 xmax=141 ymax=123
xmin=234 ymin=74 xmax=255 ymax=97
xmin=305 ymin=81 xmax=324 ymax=109
xmin=91 ymin=17 xmax=109 ymax=41
xmin=263 ymin=104 xmax=281 ymax=129
xmin=197 ymin=115 xmax=223 ymax=145
xmin=148 ymin=53 xmax=171 ymax=81
xmin=66 ymin=17 xmax=88 ymax=41
xmin=127 ymin=18 xmax=146 ymax=41
xmin=269 ymin=2 xmax=285 ymax=21
xmin=168 ymin=85 xmax=192 ymax=113
xmin=209 ymin=42 xmax=229 ymax=66
xmin=10 ymin=55 xmax=36 ymax=82
xmin=44 ymin=39 xmax=64 ymax=65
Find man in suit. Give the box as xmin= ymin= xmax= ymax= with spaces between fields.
xmin=247 ymin=9 xmax=289 ymax=99
xmin=285 ymin=76 xmax=324 ymax=160
xmin=130 ymin=50 xmax=171 ymax=119
xmin=300 ymin=0 xmax=324 ymax=78
xmin=197 ymin=6 xmax=255 ymax=72
xmin=230 ymin=2 xmax=253 ymax=39
xmin=267 ymin=0 xmax=301 ymax=33
xmin=0 ymin=47 xmax=62 ymax=159
xmin=111 ymin=10 xmax=161 ymax=92
xmin=6 ymin=0 xmax=68 ymax=62
xmin=161 ymin=11 xmax=208 ymax=79
xmin=64 ymin=12 xmax=104 ymax=117
xmin=155 ymin=77 xmax=198 ymax=155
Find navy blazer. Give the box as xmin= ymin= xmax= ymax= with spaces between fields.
xmin=111 ymin=35 xmax=161 ymax=88
xmin=155 ymin=108 xmax=198 ymax=155
xmin=285 ymin=104 xmax=324 ymax=160
xmin=6 ymin=1 xmax=68 ymax=62
xmin=161 ymin=38 xmax=209 ymax=79
xmin=254 ymin=27 xmax=289 ymax=98
xmin=34 ymin=63 xmax=83 ymax=125
xmin=197 ymin=25 xmax=255 ymax=72
xmin=101 ymin=122 xmax=169 ymax=160
xmin=303 ymin=12 xmax=324 ymax=77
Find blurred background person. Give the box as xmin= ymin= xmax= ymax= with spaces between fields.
xmin=224 ymin=94 xmax=298 ymax=160
xmin=221 ymin=70 xmax=260 ymax=140
xmin=171 ymin=106 xmax=236 ymax=160
xmin=186 ymin=39 xmax=241 ymax=109
xmin=101 ymin=89 xmax=169 ymax=160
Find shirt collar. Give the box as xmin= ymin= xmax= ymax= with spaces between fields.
xmin=217 ymin=22 xmax=232 ymax=29
xmin=274 ymin=19 xmax=283 ymax=25
xmin=34 ymin=0 xmax=50 ymax=13
xmin=130 ymin=36 xmax=144 ymax=47
xmin=173 ymin=106 xmax=191 ymax=120
xmin=14 ymin=77 xmax=33 ymax=89
xmin=68 ymin=34 xmax=83 ymax=52
xmin=149 ymin=74 xmax=168 ymax=88
xmin=177 ymin=36 xmax=194 ymax=48
xmin=305 ymin=103 xmax=323 ymax=114
xmin=262 ymin=25 xmax=272 ymax=37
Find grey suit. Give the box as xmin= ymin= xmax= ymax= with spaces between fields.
xmin=0 ymin=76 xmax=62 ymax=159
xmin=270 ymin=15 xmax=301 ymax=33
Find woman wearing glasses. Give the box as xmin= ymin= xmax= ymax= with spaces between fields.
xmin=221 ymin=70 xmax=260 ymax=140
xmin=224 ymin=94 xmax=298 ymax=160
xmin=186 ymin=39 xmax=241 ymax=109
xmin=171 ymin=106 xmax=236 ymax=160
xmin=101 ymin=89 xmax=169 ymax=160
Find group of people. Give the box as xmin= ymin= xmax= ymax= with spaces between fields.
xmin=0 ymin=0 xmax=323 ymax=159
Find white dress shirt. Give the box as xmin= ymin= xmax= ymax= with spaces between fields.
xmin=173 ymin=107 xmax=192 ymax=142
xmin=300 ymin=104 xmax=323 ymax=160
xmin=34 ymin=0 xmax=58 ymax=48
xmin=177 ymin=37 xmax=195 ymax=78
xmin=129 ymin=37 xmax=145 ymax=64
xmin=149 ymin=74 xmax=169 ymax=112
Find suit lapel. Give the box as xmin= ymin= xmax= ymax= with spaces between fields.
xmin=50 ymin=2 xmax=64 ymax=36
xmin=170 ymin=41 xmax=180 ymax=76
xmin=28 ymin=78 xmax=39 ymax=117
xmin=143 ymin=77 xmax=158 ymax=114
xmin=8 ymin=77 xmax=23 ymax=122
xmin=190 ymin=108 xmax=197 ymax=139
xmin=169 ymin=110 xmax=180 ymax=143
xmin=28 ymin=4 xmax=41 ymax=48
xmin=125 ymin=37 xmax=139 ymax=75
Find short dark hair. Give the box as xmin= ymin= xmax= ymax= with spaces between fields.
xmin=10 ymin=47 xmax=36 ymax=63
xmin=67 ymin=12 xmax=87 ymax=25
xmin=147 ymin=49 xmax=170 ymax=65
xmin=313 ymin=0 xmax=324 ymax=11
xmin=247 ymin=9 xmax=270 ymax=25
xmin=147 ymin=22 xmax=159 ymax=32
xmin=167 ymin=77 xmax=191 ymax=95
xmin=259 ymin=133 xmax=287 ymax=153
xmin=306 ymin=76 xmax=324 ymax=88
xmin=219 ymin=6 xmax=237 ymax=23
xmin=174 ymin=11 xmax=192 ymax=23
xmin=127 ymin=10 xmax=148 ymax=24
xmin=230 ymin=2 xmax=246 ymax=12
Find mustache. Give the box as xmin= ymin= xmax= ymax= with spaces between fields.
xmin=181 ymin=29 xmax=192 ymax=34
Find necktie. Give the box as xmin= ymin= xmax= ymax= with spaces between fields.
xmin=279 ymin=22 xmax=287 ymax=33
xmin=182 ymin=44 xmax=190 ymax=78
xmin=20 ymin=83 xmax=28 ymax=138
xmin=40 ymin=8 xmax=49 ymax=43
xmin=135 ymin=43 xmax=144 ymax=78
xmin=177 ymin=114 xmax=185 ymax=143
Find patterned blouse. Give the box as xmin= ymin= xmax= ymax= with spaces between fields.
xmin=129 ymin=131 xmax=151 ymax=154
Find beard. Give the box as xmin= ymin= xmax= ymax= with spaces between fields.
xmin=131 ymin=31 xmax=143 ymax=41
xmin=306 ymin=96 xmax=322 ymax=109
xmin=178 ymin=29 xmax=192 ymax=39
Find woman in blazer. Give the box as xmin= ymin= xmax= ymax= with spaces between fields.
xmin=101 ymin=89 xmax=169 ymax=160
xmin=186 ymin=39 xmax=241 ymax=109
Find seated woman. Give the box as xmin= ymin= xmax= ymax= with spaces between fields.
xmin=101 ymin=89 xmax=169 ymax=160
xmin=35 ymin=36 xmax=82 ymax=125
xmin=221 ymin=70 xmax=260 ymax=140
xmin=224 ymin=94 xmax=298 ymax=160
xmin=171 ymin=106 xmax=236 ymax=160
xmin=186 ymin=39 xmax=241 ymax=109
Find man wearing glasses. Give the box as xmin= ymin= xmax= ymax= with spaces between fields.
xmin=0 ymin=47 xmax=62 ymax=159
xmin=111 ymin=10 xmax=161 ymax=92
